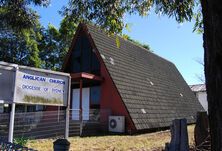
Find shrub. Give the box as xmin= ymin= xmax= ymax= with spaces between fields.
xmin=14 ymin=137 xmax=29 ymax=146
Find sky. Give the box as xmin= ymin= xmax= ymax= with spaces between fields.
xmin=33 ymin=0 xmax=204 ymax=85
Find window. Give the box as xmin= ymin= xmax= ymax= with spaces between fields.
xmin=73 ymin=58 xmax=81 ymax=72
xmin=70 ymin=34 xmax=100 ymax=75
xmin=82 ymin=37 xmax=91 ymax=72
xmin=15 ymin=105 xmax=25 ymax=113
xmin=91 ymin=53 xmax=100 ymax=75
xmin=36 ymin=105 xmax=44 ymax=111
xmin=71 ymin=37 xmax=81 ymax=72
xmin=90 ymin=86 xmax=101 ymax=105
xmin=27 ymin=105 xmax=36 ymax=112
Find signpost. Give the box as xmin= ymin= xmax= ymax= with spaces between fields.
xmin=0 ymin=62 xmax=71 ymax=142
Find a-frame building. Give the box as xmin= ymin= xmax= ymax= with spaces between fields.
xmin=62 ymin=23 xmax=203 ymax=134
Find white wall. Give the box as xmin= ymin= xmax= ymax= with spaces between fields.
xmin=197 ymin=91 xmax=208 ymax=113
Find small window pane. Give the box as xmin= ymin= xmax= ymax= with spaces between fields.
xmin=91 ymin=53 xmax=100 ymax=75
xmin=27 ymin=105 xmax=36 ymax=112
xmin=90 ymin=86 xmax=101 ymax=105
xmin=71 ymin=37 xmax=81 ymax=73
xmin=82 ymin=37 xmax=91 ymax=72
xmin=16 ymin=105 xmax=25 ymax=113
xmin=72 ymin=57 xmax=81 ymax=72
xmin=73 ymin=38 xmax=81 ymax=58
xmin=36 ymin=105 xmax=44 ymax=111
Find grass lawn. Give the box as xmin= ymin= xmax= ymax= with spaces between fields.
xmin=27 ymin=125 xmax=195 ymax=151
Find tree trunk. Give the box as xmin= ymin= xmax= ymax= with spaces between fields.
xmin=200 ymin=0 xmax=222 ymax=150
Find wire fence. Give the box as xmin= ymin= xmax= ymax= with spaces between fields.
xmin=0 ymin=108 xmax=111 ymax=140
xmin=0 ymin=110 xmax=67 ymax=140
xmin=0 ymin=113 xmax=9 ymax=141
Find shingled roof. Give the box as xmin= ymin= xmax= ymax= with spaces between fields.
xmin=68 ymin=23 xmax=203 ymax=130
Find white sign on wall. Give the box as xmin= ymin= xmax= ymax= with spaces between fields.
xmin=15 ymin=67 xmax=69 ymax=106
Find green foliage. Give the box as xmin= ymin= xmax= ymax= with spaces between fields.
xmin=0 ymin=28 xmax=42 ymax=67
xmin=123 ymin=34 xmax=151 ymax=51
xmin=61 ymin=0 xmax=200 ymax=34
xmin=38 ymin=25 xmax=62 ymax=70
xmin=0 ymin=0 xmax=77 ymax=70
xmin=0 ymin=0 xmax=49 ymax=31
xmin=61 ymin=0 xmax=126 ymax=34
xmin=0 ymin=0 xmax=48 ymax=67
xmin=125 ymin=23 xmax=132 ymax=33
xmin=116 ymin=36 xmax=120 ymax=48
xmin=38 ymin=17 xmax=77 ymax=70
xmin=193 ymin=9 xmax=203 ymax=34
xmin=14 ymin=137 xmax=29 ymax=146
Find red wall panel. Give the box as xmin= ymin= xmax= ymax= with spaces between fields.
xmin=99 ymin=57 xmax=136 ymax=133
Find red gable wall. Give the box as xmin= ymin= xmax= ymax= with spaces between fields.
xmin=99 ymin=59 xmax=136 ymax=133
xmin=62 ymin=24 xmax=136 ymax=133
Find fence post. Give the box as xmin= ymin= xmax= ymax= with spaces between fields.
xmin=180 ymin=119 xmax=189 ymax=151
xmin=79 ymin=79 xmax=83 ymax=136
xmin=65 ymin=76 xmax=71 ymax=139
xmin=194 ymin=111 xmax=210 ymax=150
xmin=8 ymin=65 xmax=18 ymax=143
xmin=80 ymin=109 xmax=83 ymax=136
xmin=65 ymin=106 xmax=70 ymax=139
xmin=8 ymin=103 xmax=15 ymax=143
xmin=170 ymin=119 xmax=180 ymax=151
xmin=165 ymin=119 xmax=189 ymax=151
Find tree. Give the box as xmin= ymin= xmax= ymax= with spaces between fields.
xmin=38 ymin=17 xmax=77 ymax=70
xmin=62 ymin=0 xmax=221 ymax=149
xmin=0 ymin=0 xmax=49 ymax=31
xmin=0 ymin=21 xmax=42 ymax=67
xmin=201 ymin=0 xmax=222 ymax=150
xmin=0 ymin=0 xmax=76 ymax=69
xmin=38 ymin=25 xmax=62 ymax=70
xmin=0 ymin=0 xmax=49 ymax=67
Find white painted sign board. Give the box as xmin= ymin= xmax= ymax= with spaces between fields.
xmin=0 ymin=62 xmax=70 ymax=106
xmin=15 ymin=67 xmax=69 ymax=106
